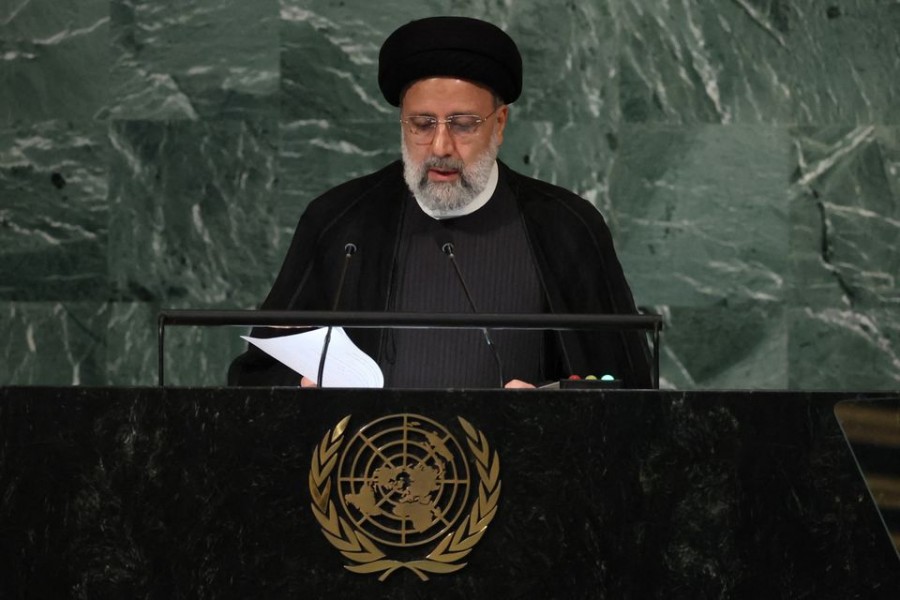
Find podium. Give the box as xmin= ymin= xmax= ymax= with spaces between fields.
xmin=1 ymin=387 xmax=898 ymax=598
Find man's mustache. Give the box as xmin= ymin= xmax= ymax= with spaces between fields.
xmin=418 ymin=157 xmax=472 ymax=190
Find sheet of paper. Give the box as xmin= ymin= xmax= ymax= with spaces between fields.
xmin=241 ymin=327 xmax=384 ymax=388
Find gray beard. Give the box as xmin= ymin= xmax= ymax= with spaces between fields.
xmin=401 ymin=135 xmax=499 ymax=212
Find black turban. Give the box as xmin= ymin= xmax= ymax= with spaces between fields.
xmin=378 ymin=16 xmax=523 ymax=107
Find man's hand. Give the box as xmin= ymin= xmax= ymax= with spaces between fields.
xmin=504 ymin=379 xmax=535 ymax=389
xmin=303 ymin=377 xmax=533 ymax=388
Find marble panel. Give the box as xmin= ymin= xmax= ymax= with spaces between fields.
xmin=163 ymin=323 xmax=253 ymax=386
xmin=789 ymin=307 xmax=900 ymax=390
xmin=105 ymin=302 xmax=156 ymax=386
xmin=108 ymin=0 xmax=279 ymax=120
xmin=486 ymin=1 xmax=619 ymax=123
xmin=656 ymin=303 xmax=788 ymax=390
xmin=280 ymin=2 xmax=427 ymax=122
xmin=107 ymin=118 xmax=279 ymax=309
xmin=0 ymin=0 xmax=109 ymax=126
xmin=502 ymin=119 xmax=618 ymax=215
xmin=105 ymin=302 xmax=247 ymax=386
xmin=789 ymin=126 xmax=900 ymax=309
xmin=618 ymin=1 xmax=900 ymax=124
xmin=0 ymin=120 xmax=108 ymax=300
xmin=0 ymin=302 xmax=107 ymax=385
xmin=610 ymin=124 xmax=788 ymax=307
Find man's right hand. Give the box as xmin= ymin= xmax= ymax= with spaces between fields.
xmin=300 ymin=376 xmax=317 ymax=387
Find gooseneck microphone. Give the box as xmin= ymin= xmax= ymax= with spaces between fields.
xmin=436 ymin=236 xmax=505 ymax=388
xmin=315 ymin=242 xmax=357 ymax=387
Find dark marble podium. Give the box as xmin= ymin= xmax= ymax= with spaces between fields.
xmin=1 ymin=387 xmax=898 ymax=599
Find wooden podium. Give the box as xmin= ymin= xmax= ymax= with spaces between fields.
xmin=1 ymin=387 xmax=898 ymax=598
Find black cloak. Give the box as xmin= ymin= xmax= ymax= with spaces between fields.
xmin=228 ymin=160 xmax=652 ymax=388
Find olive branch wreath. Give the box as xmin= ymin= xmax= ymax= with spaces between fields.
xmin=308 ymin=415 xmax=501 ymax=581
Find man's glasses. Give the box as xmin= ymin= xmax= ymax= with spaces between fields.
xmin=400 ymin=106 xmax=501 ymax=144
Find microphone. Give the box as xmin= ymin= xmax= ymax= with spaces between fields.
xmin=435 ymin=234 xmax=505 ymax=388
xmin=315 ymin=242 xmax=357 ymax=387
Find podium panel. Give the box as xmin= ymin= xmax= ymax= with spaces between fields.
xmin=1 ymin=388 xmax=898 ymax=598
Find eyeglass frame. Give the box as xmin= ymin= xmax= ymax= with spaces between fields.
xmin=399 ymin=105 xmax=504 ymax=144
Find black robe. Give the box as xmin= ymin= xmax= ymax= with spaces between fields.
xmin=227 ymin=160 xmax=652 ymax=388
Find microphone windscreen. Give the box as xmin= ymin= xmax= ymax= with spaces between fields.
xmin=431 ymin=226 xmax=454 ymax=255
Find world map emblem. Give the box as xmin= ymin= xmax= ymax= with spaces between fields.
xmin=309 ymin=414 xmax=501 ymax=581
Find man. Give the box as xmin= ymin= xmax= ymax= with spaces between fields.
xmin=228 ymin=16 xmax=651 ymax=388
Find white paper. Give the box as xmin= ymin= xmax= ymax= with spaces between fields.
xmin=242 ymin=327 xmax=384 ymax=388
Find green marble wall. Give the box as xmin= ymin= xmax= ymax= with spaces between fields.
xmin=2 ymin=1 xmax=898 ymax=388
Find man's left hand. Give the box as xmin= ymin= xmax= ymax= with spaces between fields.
xmin=504 ymin=379 xmax=535 ymax=389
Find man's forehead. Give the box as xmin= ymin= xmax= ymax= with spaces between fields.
xmin=400 ymin=77 xmax=497 ymax=109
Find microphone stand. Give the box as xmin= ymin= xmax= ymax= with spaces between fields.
xmin=316 ymin=243 xmax=356 ymax=386
xmin=441 ymin=242 xmax=505 ymax=388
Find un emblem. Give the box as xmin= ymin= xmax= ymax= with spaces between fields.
xmin=309 ymin=414 xmax=501 ymax=581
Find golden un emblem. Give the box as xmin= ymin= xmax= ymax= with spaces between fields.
xmin=309 ymin=414 xmax=501 ymax=581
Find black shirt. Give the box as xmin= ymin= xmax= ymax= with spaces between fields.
xmin=383 ymin=178 xmax=545 ymax=388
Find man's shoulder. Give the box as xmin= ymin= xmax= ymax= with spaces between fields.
xmin=304 ymin=160 xmax=405 ymax=219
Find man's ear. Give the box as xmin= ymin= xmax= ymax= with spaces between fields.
xmin=494 ymin=105 xmax=510 ymax=145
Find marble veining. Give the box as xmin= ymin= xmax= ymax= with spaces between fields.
xmin=108 ymin=0 xmax=279 ymax=121
xmin=0 ymin=0 xmax=898 ymax=387
xmin=0 ymin=120 xmax=109 ymax=300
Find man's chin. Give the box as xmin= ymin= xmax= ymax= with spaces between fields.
xmin=418 ymin=186 xmax=473 ymax=212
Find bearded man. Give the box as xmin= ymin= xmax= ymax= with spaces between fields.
xmin=228 ymin=16 xmax=651 ymax=389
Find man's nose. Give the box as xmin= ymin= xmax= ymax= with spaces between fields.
xmin=430 ymin=122 xmax=455 ymax=156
